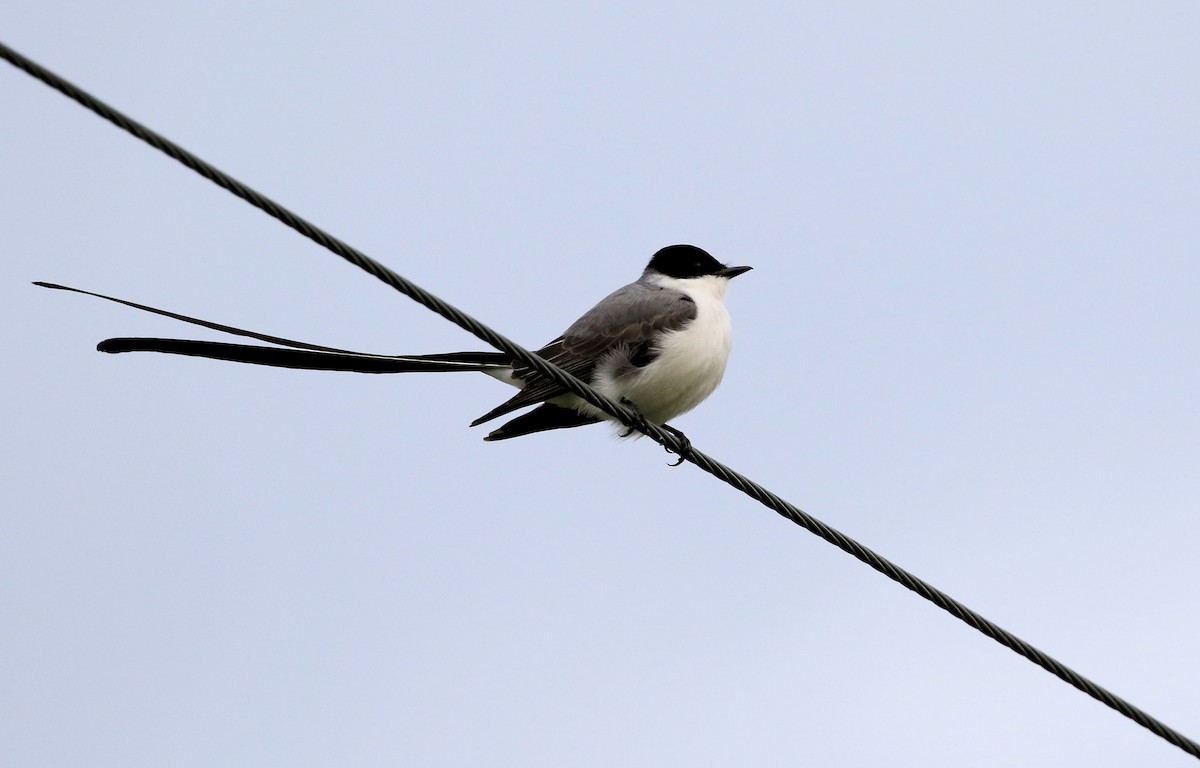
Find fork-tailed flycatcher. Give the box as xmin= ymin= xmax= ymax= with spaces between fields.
xmin=37 ymin=244 xmax=751 ymax=447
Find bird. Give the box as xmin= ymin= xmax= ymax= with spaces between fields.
xmin=36 ymin=244 xmax=751 ymax=449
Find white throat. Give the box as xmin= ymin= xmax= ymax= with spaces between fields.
xmin=644 ymin=272 xmax=731 ymax=302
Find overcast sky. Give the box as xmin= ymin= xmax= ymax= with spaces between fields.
xmin=4 ymin=3 xmax=1199 ymax=766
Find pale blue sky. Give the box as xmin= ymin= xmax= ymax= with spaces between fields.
xmin=4 ymin=3 xmax=1199 ymax=766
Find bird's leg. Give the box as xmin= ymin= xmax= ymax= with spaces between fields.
xmin=660 ymin=423 xmax=693 ymax=467
xmin=617 ymin=397 xmax=652 ymax=437
xmin=617 ymin=398 xmax=692 ymax=466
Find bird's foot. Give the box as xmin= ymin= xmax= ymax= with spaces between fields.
xmin=617 ymin=398 xmax=691 ymax=466
xmin=660 ymin=423 xmax=693 ymax=467
xmin=617 ymin=397 xmax=651 ymax=438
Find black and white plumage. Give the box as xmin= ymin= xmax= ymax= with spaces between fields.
xmin=39 ymin=244 xmax=751 ymax=442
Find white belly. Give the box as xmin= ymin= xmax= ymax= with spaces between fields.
xmin=595 ymin=277 xmax=735 ymax=425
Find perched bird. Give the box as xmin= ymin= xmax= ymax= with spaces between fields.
xmin=37 ymin=244 xmax=751 ymax=446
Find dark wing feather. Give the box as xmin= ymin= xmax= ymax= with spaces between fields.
xmin=470 ymin=282 xmax=698 ymax=425
xmin=482 ymin=403 xmax=603 ymax=441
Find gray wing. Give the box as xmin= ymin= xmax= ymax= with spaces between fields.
xmin=470 ymin=282 xmax=698 ymax=426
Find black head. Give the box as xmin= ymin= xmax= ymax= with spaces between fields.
xmin=646 ymin=244 xmax=753 ymax=280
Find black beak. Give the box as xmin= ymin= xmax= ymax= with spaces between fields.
xmin=718 ymin=265 xmax=753 ymax=279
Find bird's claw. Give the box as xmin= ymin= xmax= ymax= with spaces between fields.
xmin=660 ymin=424 xmax=693 ymax=467
xmin=618 ymin=398 xmax=691 ymax=466
xmin=618 ymin=397 xmax=651 ymax=438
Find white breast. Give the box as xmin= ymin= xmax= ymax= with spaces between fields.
xmin=598 ymin=274 xmax=735 ymax=425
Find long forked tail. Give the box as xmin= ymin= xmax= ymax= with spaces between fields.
xmin=36 ymin=282 xmax=509 ymax=373
xmin=98 ymin=338 xmax=508 ymax=373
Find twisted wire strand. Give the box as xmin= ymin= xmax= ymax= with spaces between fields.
xmin=4 ymin=40 xmax=1196 ymax=760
